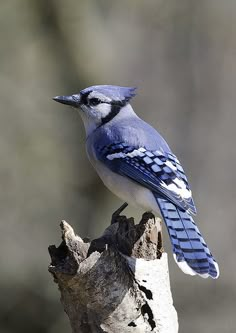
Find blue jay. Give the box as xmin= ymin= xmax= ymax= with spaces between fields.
xmin=53 ymin=85 xmax=219 ymax=279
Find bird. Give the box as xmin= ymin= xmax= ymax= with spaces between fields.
xmin=53 ymin=85 xmax=219 ymax=279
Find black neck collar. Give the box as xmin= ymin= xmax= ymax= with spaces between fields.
xmin=101 ymin=100 xmax=127 ymax=126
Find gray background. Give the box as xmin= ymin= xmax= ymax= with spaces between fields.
xmin=0 ymin=1 xmax=235 ymax=332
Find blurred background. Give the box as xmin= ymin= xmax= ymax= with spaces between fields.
xmin=0 ymin=0 xmax=235 ymax=332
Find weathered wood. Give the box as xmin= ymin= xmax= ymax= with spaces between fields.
xmin=48 ymin=212 xmax=178 ymax=333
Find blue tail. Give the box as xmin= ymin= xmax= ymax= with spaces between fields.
xmin=156 ymin=197 xmax=219 ymax=278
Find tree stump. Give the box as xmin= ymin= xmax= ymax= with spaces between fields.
xmin=48 ymin=212 xmax=178 ymax=333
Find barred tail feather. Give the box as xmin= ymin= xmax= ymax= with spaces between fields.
xmin=156 ymin=197 xmax=219 ymax=279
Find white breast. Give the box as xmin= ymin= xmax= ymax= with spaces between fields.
xmin=87 ymin=147 xmax=159 ymax=213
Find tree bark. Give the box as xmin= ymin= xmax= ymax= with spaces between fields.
xmin=48 ymin=212 xmax=178 ymax=333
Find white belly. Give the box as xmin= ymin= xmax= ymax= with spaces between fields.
xmin=91 ymin=159 xmax=159 ymax=213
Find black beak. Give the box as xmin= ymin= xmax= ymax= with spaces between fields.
xmin=53 ymin=95 xmax=80 ymax=107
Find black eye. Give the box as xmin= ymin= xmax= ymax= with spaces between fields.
xmin=89 ymin=97 xmax=101 ymax=106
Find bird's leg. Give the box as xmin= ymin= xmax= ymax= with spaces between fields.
xmin=87 ymin=202 xmax=129 ymax=257
xmin=111 ymin=202 xmax=128 ymax=224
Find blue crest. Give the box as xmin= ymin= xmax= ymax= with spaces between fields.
xmin=80 ymin=85 xmax=137 ymax=102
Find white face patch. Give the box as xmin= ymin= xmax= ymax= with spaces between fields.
xmin=93 ymin=103 xmax=111 ymax=119
xmin=80 ymin=91 xmax=116 ymax=123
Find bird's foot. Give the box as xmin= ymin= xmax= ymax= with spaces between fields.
xmin=87 ymin=203 xmax=129 ymax=256
xmin=141 ymin=211 xmax=155 ymax=224
xmin=87 ymin=235 xmax=109 ymax=256
xmin=111 ymin=202 xmax=128 ymax=225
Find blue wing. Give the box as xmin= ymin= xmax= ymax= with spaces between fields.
xmin=96 ymin=142 xmax=196 ymax=214
xmin=95 ymin=142 xmax=220 ymax=279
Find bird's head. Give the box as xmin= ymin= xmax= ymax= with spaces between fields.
xmin=53 ymin=85 xmax=137 ymax=136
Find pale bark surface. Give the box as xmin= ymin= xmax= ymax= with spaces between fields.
xmin=49 ymin=213 xmax=178 ymax=333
